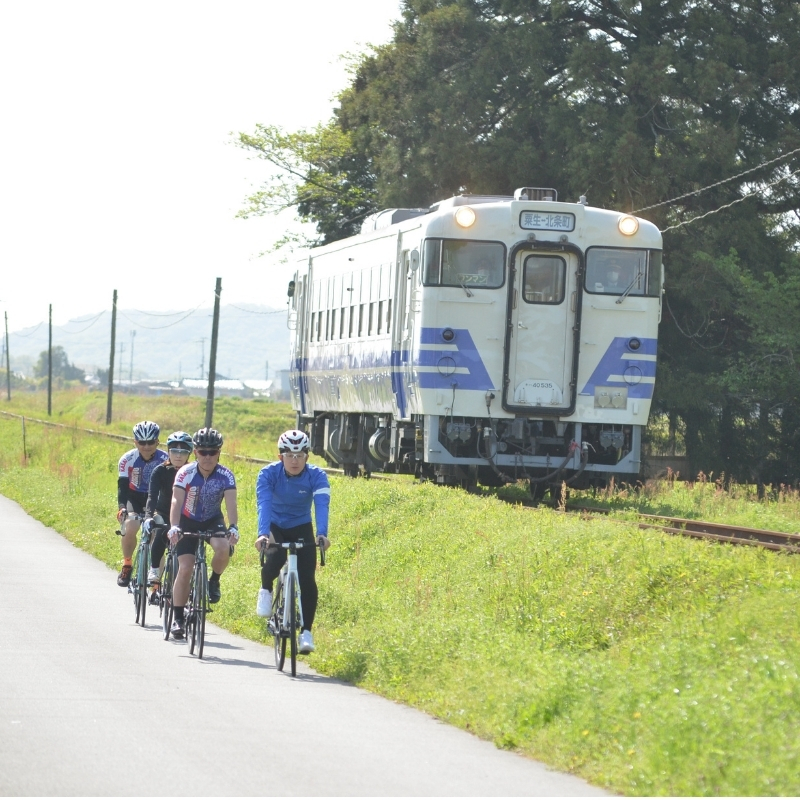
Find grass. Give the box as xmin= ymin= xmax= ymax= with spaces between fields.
xmin=1 ymin=391 xmax=799 ymax=795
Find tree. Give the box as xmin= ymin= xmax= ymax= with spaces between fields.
xmin=34 ymin=347 xmax=85 ymax=381
xmin=239 ymin=0 xmax=800 ymax=479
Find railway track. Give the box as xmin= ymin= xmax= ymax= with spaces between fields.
xmin=3 ymin=411 xmax=797 ymax=553
xmin=570 ymin=505 xmax=800 ymax=553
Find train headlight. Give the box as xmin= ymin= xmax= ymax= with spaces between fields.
xmin=618 ymin=215 xmax=639 ymax=236
xmin=455 ymin=206 xmax=476 ymax=228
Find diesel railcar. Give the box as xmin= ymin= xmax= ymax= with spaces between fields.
xmin=286 ymin=188 xmax=662 ymax=491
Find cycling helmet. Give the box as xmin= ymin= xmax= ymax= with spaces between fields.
xmin=278 ymin=429 xmax=309 ymax=453
xmin=193 ymin=427 xmax=224 ymax=449
xmin=166 ymin=431 xmax=193 ymax=451
xmin=133 ymin=420 xmax=160 ymax=442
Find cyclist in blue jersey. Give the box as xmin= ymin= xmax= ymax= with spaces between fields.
xmin=167 ymin=427 xmax=239 ymax=640
xmin=142 ymin=431 xmax=193 ymax=599
xmin=255 ymin=429 xmax=330 ymax=655
xmin=116 ymin=420 xmax=168 ymax=587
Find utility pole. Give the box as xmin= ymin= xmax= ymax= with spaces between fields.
xmin=4 ymin=311 xmax=10 ymax=401
xmin=106 ymin=289 xmax=117 ymax=424
xmin=129 ymin=329 xmax=136 ymax=385
xmin=199 ymin=338 xmax=205 ymax=379
xmin=204 ymin=278 xmax=222 ymax=428
xmin=47 ymin=304 xmax=52 ymax=416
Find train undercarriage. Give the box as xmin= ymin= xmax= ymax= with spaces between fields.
xmin=301 ymin=411 xmax=642 ymax=494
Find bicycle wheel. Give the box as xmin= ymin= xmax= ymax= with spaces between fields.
xmin=161 ymin=552 xmax=176 ymax=640
xmin=137 ymin=543 xmax=150 ymax=628
xmin=272 ymin=579 xmax=286 ymax=671
xmin=288 ymin=574 xmax=298 ymax=677
xmin=188 ymin=562 xmax=207 ymax=657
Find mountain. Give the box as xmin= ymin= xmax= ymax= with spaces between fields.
xmin=6 ymin=303 xmax=291 ymax=381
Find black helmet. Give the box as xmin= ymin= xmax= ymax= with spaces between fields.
xmin=193 ymin=427 xmax=223 ymax=449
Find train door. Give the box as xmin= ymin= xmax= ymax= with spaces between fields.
xmin=391 ymin=240 xmax=419 ymax=420
xmin=291 ymin=268 xmax=311 ymax=415
xmin=503 ymin=246 xmax=582 ymax=415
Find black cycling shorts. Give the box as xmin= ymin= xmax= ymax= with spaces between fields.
xmin=125 ymin=495 xmax=147 ymax=517
xmin=175 ymin=514 xmax=226 ymax=557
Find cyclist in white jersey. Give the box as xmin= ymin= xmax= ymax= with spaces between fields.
xmin=115 ymin=421 xmax=168 ymax=587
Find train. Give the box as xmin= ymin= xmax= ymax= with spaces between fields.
xmin=285 ymin=187 xmax=662 ymax=493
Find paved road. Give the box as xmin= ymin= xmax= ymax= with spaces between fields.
xmin=0 ymin=494 xmax=604 ymax=796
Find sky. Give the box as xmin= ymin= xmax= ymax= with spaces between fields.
xmin=0 ymin=0 xmax=402 ymax=333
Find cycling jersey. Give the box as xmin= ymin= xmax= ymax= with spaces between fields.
xmin=173 ymin=462 xmax=236 ymax=522
xmin=256 ymin=461 xmax=330 ymax=537
xmin=145 ymin=461 xmax=181 ymax=519
xmin=117 ymin=447 xmax=168 ymax=507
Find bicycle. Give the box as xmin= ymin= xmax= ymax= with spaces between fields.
xmin=116 ymin=512 xmax=149 ymax=626
xmin=263 ymin=539 xmax=325 ymax=677
xmin=183 ymin=530 xmax=232 ymax=659
xmin=156 ymin=539 xmax=178 ymax=641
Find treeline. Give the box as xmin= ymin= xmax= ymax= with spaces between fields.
xmin=238 ymin=0 xmax=800 ymax=484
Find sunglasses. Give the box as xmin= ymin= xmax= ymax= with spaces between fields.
xmin=196 ymin=449 xmax=220 ymax=457
xmin=169 ymin=448 xmax=192 ymax=455
xmin=137 ymin=439 xmax=159 ymax=446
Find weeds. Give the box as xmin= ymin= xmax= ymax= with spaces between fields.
xmin=1 ymin=394 xmax=799 ymax=795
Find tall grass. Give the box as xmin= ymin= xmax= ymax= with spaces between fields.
xmin=1 ymin=393 xmax=799 ymax=795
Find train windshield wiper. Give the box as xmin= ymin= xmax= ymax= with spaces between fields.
xmin=458 ymin=280 xmax=474 ymax=298
xmin=615 ymin=269 xmax=644 ymax=305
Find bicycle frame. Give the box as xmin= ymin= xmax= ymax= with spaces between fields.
xmin=279 ymin=542 xmax=305 ymax=633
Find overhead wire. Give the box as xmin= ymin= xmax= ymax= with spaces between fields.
xmin=661 ymin=167 xmax=800 ymax=233
xmin=55 ymin=310 xmax=106 ymax=334
xmin=117 ymin=304 xmax=203 ymax=330
xmin=634 ymin=145 xmax=800 ymax=214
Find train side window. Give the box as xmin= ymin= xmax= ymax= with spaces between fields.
xmin=522 ymin=256 xmax=566 ymax=304
xmin=647 ymin=251 xmax=663 ymax=297
xmin=586 ymin=247 xmax=647 ymax=296
xmin=316 ymin=312 xmax=322 ymax=342
xmin=386 ymin=299 xmax=392 ymax=334
xmin=423 ymin=239 xmax=442 ymax=285
xmin=349 ymin=305 xmax=355 ymax=338
xmin=369 ymin=302 xmax=376 ymax=336
xmin=310 ymin=312 xmax=316 ymax=342
xmin=330 ymin=309 xmax=337 ymax=340
xmin=340 ymin=306 xmax=347 ymax=338
xmin=377 ymin=300 xmax=384 ymax=335
xmin=358 ymin=304 xmax=366 ymax=337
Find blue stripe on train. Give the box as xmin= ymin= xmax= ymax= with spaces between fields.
xmin=580 ymin=337 xmax=657 ymax=399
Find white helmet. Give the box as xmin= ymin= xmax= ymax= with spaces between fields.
xmin=133 ymin=420 xmax=160 ymax=442
xmin=278 ymin=429 xmax=309 ymax=453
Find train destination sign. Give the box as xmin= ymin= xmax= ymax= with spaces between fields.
xmin=519 ymin=211 xmax=575 ymax=232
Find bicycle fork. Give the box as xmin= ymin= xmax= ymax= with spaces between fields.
xmin=281 ymin=552 xmax=304 ymax=632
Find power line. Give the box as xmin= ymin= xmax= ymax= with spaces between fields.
xmin=55 ymin=310 xmax=106 ymax=334
xmin=117 ymin=304 xmax=203 ymax=330
xmin=634 ymin=145 xmax=800 ymax=214
xmin=662 ymin=167 xmax=800 ymax=233
xmin=225 ymin=302 xmax=286 ymax=315
xmin=10 ymin=322 xmax=43 ymax=338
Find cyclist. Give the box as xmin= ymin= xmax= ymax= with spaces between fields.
xmin=116 ymin=421 xmax=168 ymax=587
xmin=167 ymin=427 xmax=239 ymax=639
xmin=142 ymin=431 xmax=194 ymax=600
xmin=255 ymin=429 xmax=330 ymax=655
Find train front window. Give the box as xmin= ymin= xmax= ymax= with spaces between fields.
xmin=586 ymin=248 xmax=649 ymax=296
xmin=423 ymin=239 xmax=505 ymax=288
xmin=523 ymin=255 xmax=566 ymax=304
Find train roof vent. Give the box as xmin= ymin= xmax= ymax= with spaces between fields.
xmin=360 ymin=208 xmax=429 ymax=234
xmin=514 ymin=187 xmax=558 ymax=202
